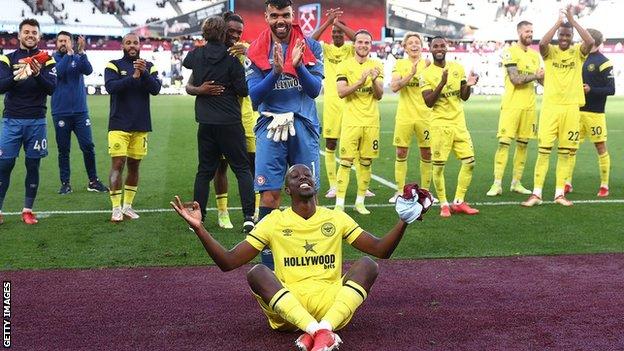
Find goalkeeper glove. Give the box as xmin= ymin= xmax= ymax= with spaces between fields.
xmin=262 ymin=112 xmax=296 ymax=142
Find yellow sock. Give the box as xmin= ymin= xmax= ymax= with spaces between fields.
xmin=555 ymin=149 xmax=570 ymax=192
xmin=123 ymin=185 xmax=138 ymax=206
xmin=357 ymin=160 xmax=372 ymax=197
xmin=598 ymin=152 xmax=610 ymax=187
xmin=270 ymin=288 xmax=317 ymax=332
xmin=512 ymin=141 xmax=528 ymax=183
xmin=336 ymin=160 xmax=352 ymax=201
xmin=325 ymin=148 xmax=337 ymax=189
xmin=255 ymin=192 xmax=261 ymax=211
xmin=110 ymin=190 xmax=122 ymax=208
xmin=432 ymin=162 xmax=447 ymax=204
xmin=420 ymin=159 xmax=432 ymax=191
xmin=321 ymin=280 xmax=367 ymax=330
xmin=567 ymin=150 xmax=577 ymax=184
xmin=533 ymin=149 xmax=551 ymax=191
xmin=394 ymin=156 xmax=408 ymax=193
xmin=216 ymin=193 xmax=228 ymax=212
xmin=454 ymin=160 xmax=474 ymax=203
xmin=493 ymin=142 xmax=510 ymax=182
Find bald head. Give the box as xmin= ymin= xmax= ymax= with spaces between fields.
xmin=122 ymin=33 xmax=140 ymax=59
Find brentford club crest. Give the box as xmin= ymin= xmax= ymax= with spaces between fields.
xmin=298 ymin=3 xmax=321 ymax=37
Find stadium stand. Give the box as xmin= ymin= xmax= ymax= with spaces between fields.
xmin=122 ymin=1 xmax=178 ymax=26
xmin=54 ymin=0 xmax=123 ymax=26
xmin=7 ymin=1 xmax=55 ymax=25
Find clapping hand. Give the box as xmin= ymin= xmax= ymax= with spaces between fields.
xmin=467 ymin=71 xmax=479 ymax=86
xmin=292 ymin=39 xmax=306 ymax=68
xmin=273 ymin=42 xmax=284 ymax=75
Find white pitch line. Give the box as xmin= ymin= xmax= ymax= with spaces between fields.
xmin=319 ymin=150 xmax=398 ymax=191
xmin=2 ymin=199 xmax=622 ymax=216
xmin=381 ymin=129 xmax=624 ymax=134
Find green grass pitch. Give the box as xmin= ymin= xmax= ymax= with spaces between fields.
xmin=1 ymin=94 xmax=623 ymax=270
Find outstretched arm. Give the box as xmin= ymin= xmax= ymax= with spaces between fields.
xmin=170 ymin=196 xmax=259 ymax=271
xmin=350 ymin=221 xmax=409 ymax=259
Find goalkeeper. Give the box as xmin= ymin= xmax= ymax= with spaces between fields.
xmin=246 ymin=0 xmax=324 ymax=269
xmin=0 ymin=19 xmax=56 ymax=225
xmin=171 ymin=164 xmax=432 ymax=351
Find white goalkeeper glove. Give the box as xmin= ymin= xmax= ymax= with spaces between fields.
xmin=13 ymin=63 xmax=33 ymax=81
xmin=262 ymin=112 xmax=296 ymax=142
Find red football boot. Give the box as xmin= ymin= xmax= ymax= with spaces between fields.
xmin=440 ymin=204 xmax=451 ymax=218
xmin=21 ymin=211 xmax=38 ymax=225
xmin=311 ymin=329 xmax=342 ymax=351
xmin=597 ymin=186 xmax=609 ymax=197
xmin=450 ymin=202 xmax=479 ymax=215
xmin=295 ymin=333 xmax=314 ymax=351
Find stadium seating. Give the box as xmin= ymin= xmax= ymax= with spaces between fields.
xmin=56 ymin=0 xmax=122 ymax=27
xmin=7 ymin=2 xmax=55 ymax=25
xmin=177 ymin=0 xmax=213 ymax=14
xmin=122 ymin=1 xmax=178 ymax=26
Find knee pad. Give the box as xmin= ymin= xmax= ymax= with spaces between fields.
xmin=339 ymin=159 xmax=353 ymax=169
xmin=359 ymin=159 xmax=372 ymax=167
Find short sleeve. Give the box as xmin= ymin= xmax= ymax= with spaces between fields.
xmin=337 ymin=212 xmax=364 ymax=244
xmin=501 ymin=47 xmax=516 ymax=67
xmin=245 ymin=214 xmax=272 ymax=250
xmin=336 ymin=61 xmax=347 ymax=82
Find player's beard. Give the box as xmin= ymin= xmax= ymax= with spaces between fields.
xmin=58 ymin=45 xmax=68 ymax=54
xmin=356 ymin=48 xmax=369 ymax=58
xmin=521 ymin=35 xmax=532 ymax=46
xmin=271 ymin=23 xmax=291 ymax=41
xmin=20 ymin=38 xmax=38 ymax=50
xmin=124 ymin=48 xmax=140 ymax=60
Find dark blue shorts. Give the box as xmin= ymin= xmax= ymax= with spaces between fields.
xmin=0 ymin=118 xmax=48 ymax=159
xmin=254 ymin=116 xmax=320 ymax=192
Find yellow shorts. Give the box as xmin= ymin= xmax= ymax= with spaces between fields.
xmin=254 ymin=280 xmax=352 ymax=331
xmin=339 ymin=125 xmax=380 ymax=159
xmin=242 ymin=111 xmax=258 ymax=153
xmin=538 ymin=105 xmax=580 ymax=149
xmin=579 ymin=111 xmax=607 ymax=143
xmin=108 ymin=131 xmax=148 ymax=159
xmin=322 ymin=96 xmax=344 ymax=139
xmin=392 ymin=119 xmax=430 ymax=148
xmin=497 ymin=108 xmax=537 ymax=140
xmin=430 ymin=125 xmax=474 ymax=162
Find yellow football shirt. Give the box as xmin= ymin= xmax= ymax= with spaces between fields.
xmin=501 ymin=44 xmax=541 ymax=110
xmin=246 ymin=207 xmax=364 ymax=286
xmin=323 ymin=42 xmax=354 ymax=97
xmin=393 ymin=58 xmax=430 ymax=123
xmin=419 ymin=61 xmax=466 ymax=126
xmin=336 ymin=57 xmax=384 ymax=127
xmin=543 ymin=43 xmax=587 ymax=106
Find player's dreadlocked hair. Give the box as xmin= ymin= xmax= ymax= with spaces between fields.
xmin=265 ymin=0 xmax=293 ymax=10
xmin=223 ymin=11 xmax=244 ymax=24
